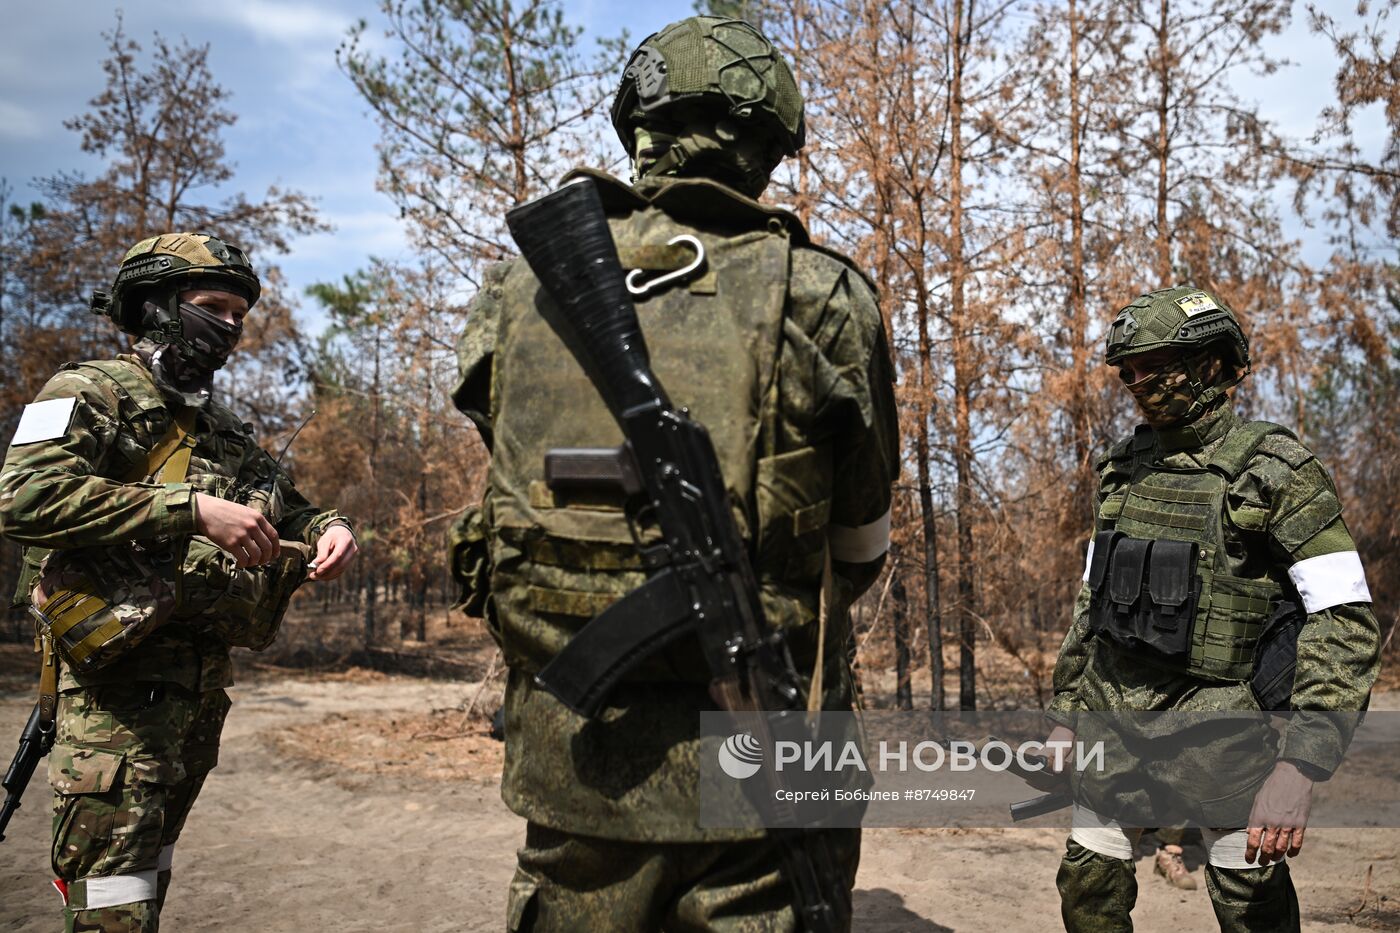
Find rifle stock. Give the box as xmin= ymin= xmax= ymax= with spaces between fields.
xmin=505 ymin=180 xmax=666 ymax=417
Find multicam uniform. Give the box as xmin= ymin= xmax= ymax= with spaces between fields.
xmin=1 ymin=301 xmax=348 ymax=928
xmin=1049 ymin=287 xmax=1381 ymax=933
xmin=452 ymin=168 xmax=899 ymax=931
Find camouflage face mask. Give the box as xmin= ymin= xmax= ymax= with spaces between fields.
xmin=632 ymin=119 xmax=781 ymax=198
xmin=1123 ymin=350 xmax=1225 ymax=428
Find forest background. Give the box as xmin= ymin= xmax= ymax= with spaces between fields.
xmin=1 ymin=0 xmax=1396 ymax=710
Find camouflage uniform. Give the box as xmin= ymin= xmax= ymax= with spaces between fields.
xmin=454 ymin=162 xmax=897 ymax=930
xmin=1050 ymin=287 xmax=1381 ymax=933
xmin=0 ymin=236 xmax=349 ymax=932
xmin=452 ymin=23 xmax=897 ymax=928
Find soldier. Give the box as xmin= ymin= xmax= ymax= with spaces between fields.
xmin=450 ymin=16 xmax=899 ymax=931
xmin=0 ymin=232 xmax=357 ymax=931
xmin=1047 ymin=286 xmax=1381 ymax=932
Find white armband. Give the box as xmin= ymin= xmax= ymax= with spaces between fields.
xmin=828 ymin=509 xmax=891 ymax=563
xmin=1287 ymin=550 xmax=1372 ymax=613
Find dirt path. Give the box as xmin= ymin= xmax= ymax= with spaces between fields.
xmin=1 ymin=673 xmax=1395 ymax=931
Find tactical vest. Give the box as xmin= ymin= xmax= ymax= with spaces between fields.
xmin=20 ymin=358 xmax=305 ymax=668
xmin=482 ymin=174 xmax=806 ymax=682
xmin=12 ymin=358 xmax=187 ymax=607
xmin=1086 ymin=420 xmax=1294 ymax=682
xmin=20 ymin=360 xmax=194 ymax=670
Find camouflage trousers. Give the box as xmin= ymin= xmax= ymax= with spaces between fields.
xmin=1056 ymin=838 xmax=1300 ymax=932
xmin=507 ymin=821 xmax=861 ymax=932
xmin=49 ymin=682 xmax=230 ymax=932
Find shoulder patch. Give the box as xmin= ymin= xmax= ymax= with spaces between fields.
xmin=9 ymin=397 xmax=78 ymax=446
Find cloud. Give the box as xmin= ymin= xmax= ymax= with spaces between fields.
xmin=294 ymin=208 xmax=411 ymax=264
xmin=0 ymin=99 xmax=46 ymax=141
xmin=199 ymin=0 xmax=353 ymax=47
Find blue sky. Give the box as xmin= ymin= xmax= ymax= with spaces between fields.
xmin=0 ymin=2 xmax=1384 ymax=336
xmin=0 ymin=0 xmax=692 ymax=328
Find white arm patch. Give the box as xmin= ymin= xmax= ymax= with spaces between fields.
xmin=828 ymin=509 xmax=891 ymax=563
xmin=1288 ymin=550 xmax=1372 ymax=613
xmin=1082 ymin=539 xmax=1096 ymax=583
xmin=9 ymin=397 xmax=77 ymax=447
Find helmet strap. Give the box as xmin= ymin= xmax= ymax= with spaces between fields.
xmin=1180 ymin=348 xmax=1232 ymax=422
xmin=140 ymin=296 xmax=184 ymax=347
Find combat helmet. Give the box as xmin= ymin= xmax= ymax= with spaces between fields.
xmin=1105 ymin=285 xmax=1250 ymax=372
xmin=611 ymin=16 xmax=805 ymax=194
xmin=91 ymin=232 xmax=260 ymax=338
xmin=1106 ymin=285 xmax=1251 ymax=423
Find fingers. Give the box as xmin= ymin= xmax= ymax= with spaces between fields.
xmin=1260 ymin=826 xmax=1283 ymax=864
xmin=1250 ymin=825 xmax=1304 ymax=865
xmin=197 ymin=495 xmax=281 ymax=566
xmin=231 ymin=515 xmax=278 ymax=567
xmin=1044 ymin=726 xmax=1075 ymax=773
xmin=308 ymin=538 xmax=334 ymax=579
xmin=1246 ymin=826 xmax=1263 ymax=864
xmin=310 ymin=531 xmax=357 ymax=581
xmin=244 ymin=515 xmax=279 ymax=566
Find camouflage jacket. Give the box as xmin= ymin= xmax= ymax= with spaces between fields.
xmin=1050 ymin=403 xmax=1382 ymax=774
xmin=453 ymin=169 xmax=900 ymax=841
xmin=0 ymin=351 xmax=347 ymax=693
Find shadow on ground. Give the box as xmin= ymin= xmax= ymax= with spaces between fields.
xmin=855 ymin=887 xmax=953 ymax=932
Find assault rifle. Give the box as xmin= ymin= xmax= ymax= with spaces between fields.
xmin=506 ymin=178 xmax=847 ymax=933
xmin=0 ymin=702 xmax=55 ymax=842
xmin=1005 ymin=747 xmax=1073 ymax=823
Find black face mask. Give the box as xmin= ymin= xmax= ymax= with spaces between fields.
xmin=141 ymin=300 xmax=242 ymax=396
xmin=176 ymin=301 xmax=243 ymax=372
xmin=142 ymin=299 xmax=242 ymax=373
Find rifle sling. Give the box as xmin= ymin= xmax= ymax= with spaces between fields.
xmin=535 ymin=568 xmax=694 ymax=718
xmin=808 ymin=546 xmax=831 ymax=713
xmin=127 ymin=408 xmax=197 ymax=484
xmin=36 ymin=634 xmax=57 ymax=729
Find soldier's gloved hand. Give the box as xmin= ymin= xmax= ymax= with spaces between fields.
xmin=308 ymin=524 xmax=358 ymax=581
xmin=195 ymin=493 xmax=280 ymax=567
xmin=1246 ymin=760 xmax=1313 ymax=865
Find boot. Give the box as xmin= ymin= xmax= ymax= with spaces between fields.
xmin=1154 ymin=844 xmax=1198 ymax=890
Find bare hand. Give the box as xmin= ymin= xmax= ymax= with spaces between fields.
xmin=1045 ymin=724 xmax=1076 ymax=774
xmin=309 ymin=525 xmax=357 ymax=581
xmin=1246 ymin=760 xmax=1313 ymax=865
xmin=195 ymin=493 xmax=280 ymax=567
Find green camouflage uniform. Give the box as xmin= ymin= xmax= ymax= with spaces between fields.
xmin=452 ymin=169 xmax=899 ymax=932
xmin=0 ymin=349 xmax=347 ymax=932
xmin=1050 ymin=290 xmax=1381 ymax=933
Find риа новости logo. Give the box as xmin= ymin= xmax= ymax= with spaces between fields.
xmin=718 ymin=732 xmax=764 ymax=779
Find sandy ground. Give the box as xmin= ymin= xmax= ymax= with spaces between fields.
xmin=0 ymin=660 xmax=1396 ymax=931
